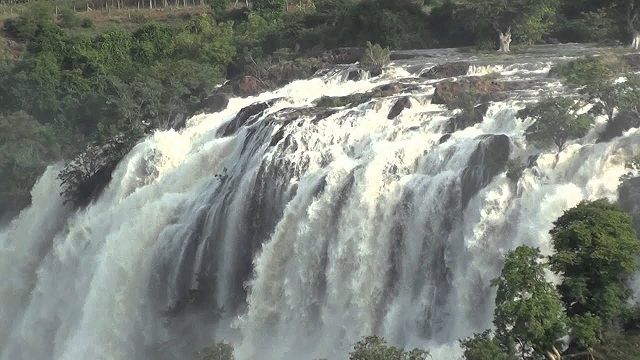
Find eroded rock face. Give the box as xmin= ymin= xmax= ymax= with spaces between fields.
xmin=597 ymin=111 xmax=640 ymax=143
xmin=388 ymin=96 xmax=413 ymax=119
xmin=421 ymin=61 xmax=470 ymax=79
xmin=58 ymin=133 xmax=139 ymax=206
xmin=460 ymin=134 xmax=511 ymax=208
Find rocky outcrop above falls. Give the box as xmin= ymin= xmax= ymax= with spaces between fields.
xmin=432 ymin=77 xmax=533 ymax=108
xmin=420 ymin=61 xmax=470 ymax=79
xmin=58 ymin=132 xmax=139 ymax=206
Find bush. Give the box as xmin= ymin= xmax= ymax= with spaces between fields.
xmin=360 ymin=41 xmax=390 ymax=76
xmin=549 ymin=55 xmax=628 ymax=87
xmin=349 ymin=335 xmax=429 ymax=360
xmin=58 ymin=7 xmax=83 ymax=28
xmin=80 ymin=17 xmax=94 ymax=29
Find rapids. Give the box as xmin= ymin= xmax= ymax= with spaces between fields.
xmin=1 ymin=44 xmax=639 ymax=360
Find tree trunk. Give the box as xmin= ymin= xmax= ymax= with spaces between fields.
xmin=498 ymin=29 xmax=512 ymax=53
xmin=632 ymin=30 xmax=640 ymax=50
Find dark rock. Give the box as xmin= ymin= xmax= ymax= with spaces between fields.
xmin=317 ymin=82 xmax=415 ymax=108
xmin=388 ymin=96 xmax=413 ymax=119
xmin=619 ymin=176 xmax=640 ymax=234
xmin=421 ymin=62 xmax=470 ymax=79
xmin=58 ymin=133 xmax=139 ymax=207
xmin=460 ymin=134 xmax=511 ymax=208
xmin=439 ymin=134 xmax=452 ymax=144
xmin=597 ymin=111 xmax=640 ymax=143
xmin=200 ymin=93 xmax=229 ymax=114
xmin=321 ymin=47 xmax=365 ymax=64
xmin=168 ymin=113 xmax=187 ymax=131
xmin=233 ymin=75 xmax=264 ymax=97
xmin=442 ymin=103 xmax=489 ymax=133
xmin=217 ymin=100 xmax=275 ymax=137
xmin=347 ymin=69 xmax=363 ymax=81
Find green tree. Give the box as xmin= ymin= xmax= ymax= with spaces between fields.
xmin=460 ymin=330 xmax=512 ymax=360
xmin=456 ymin=0 xmax=560 ymax=52
xmin=492 ymin=246 xmax=567 ymax=360
xmin=549 ymin=199 xmax=640 ymax=323
xmin=517 ymin=97 xmax=593 ymax=153
xmin=349 ymin=336 xmax=430 ymax=360
xmin=252 ymin=0 xmax=285 ymax=13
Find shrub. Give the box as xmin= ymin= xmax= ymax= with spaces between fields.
xmin=349 ymin=335 xmax=429 ymax=360
xmin=58 ymin=7 xmax=83 ymax=28
xmin=360 ymin=41 xmax=390 ymax=76
xmin=80 ymin=17 xmax=94 ymax=29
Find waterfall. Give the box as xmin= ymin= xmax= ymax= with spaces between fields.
xmin=1 ymin=44 xmax=638 ymax=360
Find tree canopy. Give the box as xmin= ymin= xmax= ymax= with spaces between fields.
xmin=517 ymin=97 xmax=593 ymax=152
xmin=549 ymin=199 xmax=640 ymax=323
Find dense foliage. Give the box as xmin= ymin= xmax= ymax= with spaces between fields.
xmin=517 ymin=97 xmax=593 ymax=152
xmin=462 ymin=200 xmax=640 ymax=360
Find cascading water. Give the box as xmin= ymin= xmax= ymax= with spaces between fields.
xmin=1 ymin=44 xmax=639 ymax=360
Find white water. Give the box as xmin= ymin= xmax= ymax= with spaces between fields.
xmin=1 ymin=45 xmax=639 ymax=360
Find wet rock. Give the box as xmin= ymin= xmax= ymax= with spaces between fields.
xmin=317 ymin=82 xmax=416 ymax=108
xmin=200 ymin=93 xmax=229 ymax=114
xmin=347 ymin=69 xmax=363 ymax=81
xmin=58 ymin=133 xmax=139 ymax=207
xmin=421 ymin=61 xmax=470 ymax=79
xmin=619 ymin=176 xmax=640 ymax=234
xmin=597 ymin=111 xmax=640 ymax=143
xmin=442 ymin=103 xmax=489 ymax=133
xmin=168 ymin=113 xmax=187 ymax=131
xmin=388 ymin=96 xmax=413 ymax=119
xmin=217 ymin=100 xmax=275 ymax=137
xmin=276 ymin=107 xmax=338 ymax=124
xmin=460 ymin=134 xmax=511 ymax=208
xmin=233 ymin=75 xmax=264 ymax=97
xmin=438 ymin=134 xmax=452 ymax=144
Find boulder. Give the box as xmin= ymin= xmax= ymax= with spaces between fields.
xmin=432 ymin=77 xmax=507 ymax=108
xmin=421 ymin=61 xmax=470 ymax=79
xmin=200 ymin=93 xmax=229 ymax=114
xmin=388 ymin=96 xmax=413 ymax=119
xmin=597 ymin=111 xmax=640 ymax=143
xmin=233 ymin=76 xmax=263 ymax=97
xmin=317 ymin=82 xmax=415 ymax=108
